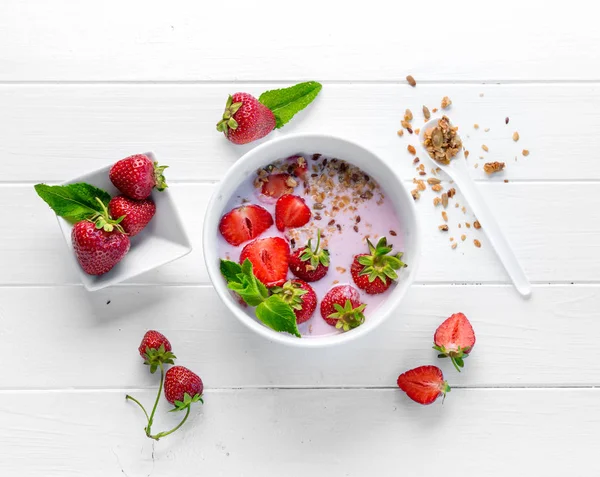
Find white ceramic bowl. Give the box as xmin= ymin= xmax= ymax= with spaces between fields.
xmin=58 ymin=152 xmax=192 ymax=291
xmin=203 ymin=134 xmax=421 ymax=347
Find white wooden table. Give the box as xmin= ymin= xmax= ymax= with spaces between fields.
xmin=1 ymin=1 xmax=599 ymax=475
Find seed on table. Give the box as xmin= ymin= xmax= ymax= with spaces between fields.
xmin=397 ymin=129 xmax=404 ymax=137
xmin=423 ymin=105 xmax=431 ymax=120
xmin=522 ymin=149 xmax=530 ymax=156
xmin=407 ymin=145 xmax=416 ymax=155
xmin=474 ymin=239 xmax=482 ymax=248
xmin=390 ymin=230 xmax=397 ymax=236
xmin=513 ymin=131 xmax=520 ymax=141
xmin=442 ymin=193 xmax=449 ymax=208
xmin=474 ymin=124 xmax=479 ymax=129
xmin=427 ymin=177 xmax=441 ymax=185
xmin=451 ymin=242 xmax=458 ymax=249
xmin=406 ymin=75 xmax=417 ymax=87
xmin=505 ymin=117 xmax=510 ymax=124
xmin=482 ymin=144 xmax=489 ymax=152
xmin=461 ymin=234 xmax=466 ymax=241
xmin=442 ymin=211 xmax=448 ymax=222
xmin=474 ymin=220 xmax=481 ymax=229
xmin=439 ymin=224 xmax=449 ymax=231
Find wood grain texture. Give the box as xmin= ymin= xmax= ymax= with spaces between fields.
xmin=1 ymin=285 xmax=598 ymax=389
xmin=0 ymin=0 xmax=597 ymax=82
xmin=5 ymin=182 xmax=599 ymax=285
xmin=0 ymin=83 xmax=598 ymax=182
xmin=0 ymin=388 xmax=598 ymax=476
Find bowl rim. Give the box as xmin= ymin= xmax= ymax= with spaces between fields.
xmin=203 ymin=133 xmax=421 ymax=347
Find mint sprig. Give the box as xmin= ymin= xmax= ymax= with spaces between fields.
xmin=220 ymin=259 xmax=301 ymax=338
xmin=34 ymin=183 xmax=112 ymax=223
xmin=259 ymin=81 xmax=322 ymax=129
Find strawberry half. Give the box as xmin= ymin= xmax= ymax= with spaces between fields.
xmin=275 ymin=194 xmax=311 ymax=231
xmin=433 ymin=312 xmax=476 ymax=372
xmin=397 ymin=365 xmax=450 ymax=405
xmin=271 ymin=279 xmax=317 ymax=324
xmin=289 ymin=229 xmax=329 ymax=282
xmin=320 ymin=285 xmax=366 ymax=331
xmin=239 ymin=237 xmax=290 ymax=287
xmin=219 ymin=204 xmax=273 ymax=246
xmin=261 ymin=173 xmax=295 ymax=199
xmin=350 ymin=237 xmax=407 ymax=294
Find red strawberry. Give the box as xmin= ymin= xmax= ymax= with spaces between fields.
xmin=289 ymin=230 xmax=329 ymax=282
xmin=433 ymin=312 xmax=476 ymax=372
xmin=216 ymin=93 xmax=276 ymax=145
xmin=272 ymin=279 xmax=317 ymax=324
xmin=351 ymin=237 xmax=407 ymax=295
xmin=109 ymin=154 xmax=168 ymax=200
xmin=72 ymin=221 xmax=130 ymax=275
xmin=108 ymin=195 xmax=156 ymax=237
xmin=320 ymin=285 xmax=366 ymax=331
xmin=164 ymin=365 xmax=204 ymax=405
xmin=397 ymin=365 xmax=450 ymax=405
xmin=138 ymin=330 xmax=176 ymax=373
xmin=219 ymin=204 xmax=273 ymax=246
xmin=275 ymin=194 xmax=311 ymax=231
xmin=261 ymin=173 xmax=295 ymax=199
xmin=239 ymin=237 xmax=290 ymax=287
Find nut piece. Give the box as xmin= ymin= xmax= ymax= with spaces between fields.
xmin=461 ymin=234 xmax=466 ymax=241
xmin=407 ymin=145 xmax=416 ymax=155
xmin=422 ymin=105 xmax=431 ymax=120
xmin=474 ymin=239 xmax=482 ymax=248
xmin=482 ymin=144 xmax=489 ymax=152
xmin=441 ymin=96 xmax=452 ymax=109
xmin=512 ymin=131 xmax=520 ymax=142
xmin=404 ymin=109 xmax=413 ymax=121
xmin=483 ymin=161 xmax=506 ymax=174
xmin=411 ymin=189 xmax=420 ymax=200
xmin=427 ymin=177 xmax=441 ymax=185
xmin=451 ymin=242 xmax=458 ymax=249
xmin=438 ymin=224 xmax=449 ymax=231
xmin=442 ymin=211 xmax=448 ymax=222
xmin=473 ymin=220 xmax=481 ymax=229
xmin=441 ymin=192 xmax=449 ymax=208
xmin=447 ymin=188 xmax=456 ymax=198
xmin=422 ymin=116 xmax=463 ymax=165
xmin=474 ymin=124 xmax=479 ymax=129
xmin=406 ymin=75 xmax=417 ymax=87
xmin=433 ymin=197 xmax=442 ymax=206
xmin=464 ymin=150 xmax=470 ymax=159
xmin=397 ymin=129 xmax=404 ymax=137
xmin=431 ymin=184 xmax=443 ymax=192
xmin=522 ymin=149 xmax=530 ymax=156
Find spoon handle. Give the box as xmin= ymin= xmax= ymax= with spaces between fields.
xmin=456 ymin=177 xmax=532 ymax=297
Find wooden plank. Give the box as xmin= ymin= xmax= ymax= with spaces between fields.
xmin=0 ymin=388 xmax=597 ymax=476
xmin=0 ymin=0 xmax=598 ymax=82
xmin=1 ymin=284 xmax=598 ymax=388
xmin=0 ymin=83 xmax=598 ymax=182
xmin=4 ymin=182 xmax=599 ymax=285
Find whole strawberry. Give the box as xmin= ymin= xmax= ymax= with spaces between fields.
xmin=109 ymin=154 xmax=168 ymax=200
xmin=72 ymin=220 xmax=130 ymax=275
xmin=272 ymin=279 xmax=317 ymax=324
xmin=109 ymin=195 xmax=156 ymax=237
xmin=164 ymin=365 xmax=204 ymax=408
xmin=289 ymin=230 xmax=329 ymax=282
xmin=351 ymin=237 xmax=407 ymax=295
xmin=397 ymin=365 xmax=450 ymax=405
xmin=216 ymin=93 xmax=276 ymax=145
xmin=138 ymin=330 xmax=176 ymax=374
xmin=433 ymin=312 xmax=476 ymax=372
xmin=320 ymin=285 xmax=366 ymax=331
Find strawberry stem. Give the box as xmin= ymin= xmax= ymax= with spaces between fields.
xmin=147 ymin=405 xmax=191 ymax=441
xmin=144 ymin=362 xmax=165 ymax=437
xmin=451 ymin=357 xmax=462 ymax=373
xmin=125 ymin=394 xmax=150 ymax=422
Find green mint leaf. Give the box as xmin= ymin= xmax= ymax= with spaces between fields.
xmin=220 ymin=259 xmax=243 ymax=283
xmin=34 ymin=183 xmax=111 ymax=223
xmin=255 ymin=295 xmax=301 ymax=338
xmin=258 ymin=81 xmax=322 ymax=129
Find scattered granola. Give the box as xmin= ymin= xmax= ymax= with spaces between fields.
xmin=484 ymin=128 xmax=490 ymax=132
xmin=481 ymin=144 xmax=489 ymax=152
xmin=512 ymin=132 xmax=520 ymax=141
xmin=397 ymin=129 xmax=404 ymax=137
xmin=431 ymin=184 xmax=443 ymax=192
xmin=464 ymin=150 xmax=470 ymax=159
xmin=423 ymin=116 xmax=462 ymax=165
xmin=505 ymin=117 xmax=510 ymax=124
xmin=473 ymin=239 xmax=482 ymax=248
xmin=447 ymin=188 xmax=456 ymax=198
xmin=438 ymin=224 xmax=449 ymax=231
xmin=407 ymin=145 xmax=416 ymax=155
xmin=433 ymin=197 xmax=441 ymax=207
xmin=442 ymin=211 xmax=448 ymax=222
xmin=465 ymin=222 xmax=471 ymax=228
xmin=461 ymin=234 xmax=466 ymax=241
xmin=451 ymin=242 xmax=458 ymax=249
xmin=423 ymin=106 xmax=431 ymax=120
xmin=473 ymin=220 xmax=481 ymax=229
xmin=441 ymin=96 xmax=452 ymax=109
xmin=406 ymin=75 xmax=417 ymax=87
xmin=427 ymin=177 xmax=441 ymax=185
xmin=414 ymin=128 xmax=420 ymax=135
xmin=474 ymin=124 xmax=479 ymax=129
xmin=441 ymin=192 xmax=448 ymax=208
xmin=522 ymin=149 xmax=530 ymax=156
xmin=404 ymin=109 xmax=413 ymax=121
xmin=483 ymin=161 xmax=505 ymax=174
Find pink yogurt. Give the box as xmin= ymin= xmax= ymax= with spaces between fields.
xmin=217 ymin=154 xmax=405 ymax=338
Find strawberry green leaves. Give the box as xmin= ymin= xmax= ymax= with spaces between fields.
xmin=259 ymin=81 xmax=322 ymax=129
xmin=171 ymin=392 xmax=204 ymax=413
xmin=34 ymin=183 xmax=111 ymax=223
xmin=143 ymin=344 xmax=176 ymax=374
xmin=220 ymin=259 xmax=301 ymax=338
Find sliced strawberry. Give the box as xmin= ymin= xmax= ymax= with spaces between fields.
xmin=219 ymin=204 xmax=273 ymax=246
xmin=397 ymin=365 xmax=450 ymax=405
xmin=275 ymin=194 xmax=311 ymax=231
xmin=287 ymin=155 xmax=308 ymax=179
xmin=239 ymin=237 xmax=290 ymax=287
xmin=433 ymin=312 xmax=476 ymax=372
xmin=261 ymin=173 xmax=295 ymax=199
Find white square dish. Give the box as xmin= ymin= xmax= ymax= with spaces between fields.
xmin=57 ymin=152 xmax=192 ymax=291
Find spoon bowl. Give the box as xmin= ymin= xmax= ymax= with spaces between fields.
xmin=418 ymin=116 xmax=532 ymax=298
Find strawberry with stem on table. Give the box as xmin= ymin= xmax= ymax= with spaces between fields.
xmin=289 ymin=229 xmax=330 ymax=282
xmin=433 ymin=312 xmax=476 ymax=372
xmin=397 ymin=365 xmax=450 ymax=405
xmin=350 ymin=237 xmax=407 ymax=295
xmin=216 ymin=82 xmax=322 ymax=145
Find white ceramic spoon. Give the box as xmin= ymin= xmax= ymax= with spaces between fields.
xmin=418 ymin=117 xmax=532 ymax=297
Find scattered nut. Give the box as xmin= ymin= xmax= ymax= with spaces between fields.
xmin=466 ymin=222 xmax=471 ymax=228
xmin=411 ymin=189 xmax=420 ymax=200
xmin=451 ymin=242 xmax=458 ymax=249
xmin=505 ymin=117 xmax=510 ymax=124
xmin=427 ymin=177 xmax=441 ymax=185
xmin=431 ymin=184 xmax=443 ymax=192
xmin=442 ymin=192 xmax=449 ymax=208
xmin=461 ymin=234 xmax=466 ymax=241
xmin=442 ymin=211 xmax=448 ymax=222
xmin=474 ymin=239 xmax=482 ymax=248
xmin=433 ymin=197 xmax=442 ymax=206
xmin=465 ymin=150 xmax=470 ymax=159
xmin=512 ymin=131 xmax=520 ymax=141
xmin=423 ymin=106 xmax=431 ymax=120
xmin=406 ymin=75 xmax=417 ymax=87
xmin=483 ymin=161 xmax=505 ymax=174
xmin=473 ymin=220 xmax=481 ymax=229
xmin=397 ymin=129 xmax=404 ymax=137
xmin=482 ymin=144 xmax=489 ymax=152
xmin=407 ymin=145 xmax=416 ymax=155
xmin=474 ymin=124 xmax=479 ymax=129
xmin=447 ymin=188 xmax=456 ymax=198
xmin=484 ymin=128 xmax=490 ymax=132
xmin=522 ymin=149 xmax=530 ymax=156
xmin=423 ymin=116 xmax=462 ymax=165
xmin=441 ymin=96 xmax=452 ymax=109
xmin=439 ymin=224 xmax=449 ymax=231
xmin=404 ymin=109 xmax=413 ymax=121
